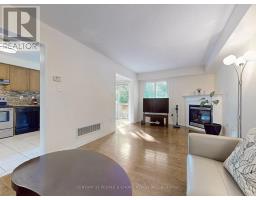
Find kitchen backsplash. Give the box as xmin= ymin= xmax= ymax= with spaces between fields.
xmin=0 ymin=87 xmax=40 ymax=105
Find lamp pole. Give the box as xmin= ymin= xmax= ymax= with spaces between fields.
xmin=224 ymin=52 xmax=256 ymax=138
xmin=233 ymin=61 xmax=247 ymax=138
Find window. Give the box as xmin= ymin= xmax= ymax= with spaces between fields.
xmin=156 ymin=81 xmax=168 ymax=98
xmin=116 ymin=84 xmax=129 ymax=104
xmin=144 ymin=81 xmax=168 ymax=98
xmin=144 ymin=82 xmax=155 ymax=98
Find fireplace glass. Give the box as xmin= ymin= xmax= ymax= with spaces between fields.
xmin=189 ymin=105 xmax=212 ymax=129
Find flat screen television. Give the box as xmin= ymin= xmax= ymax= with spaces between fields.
xmin=143 ymin=98 xmax=169 ymax=113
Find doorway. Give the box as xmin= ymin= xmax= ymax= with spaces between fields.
xmin=0 ymin=50 xmax=41 ymax=177
xmin=116 ymin=74 xmax=130 ymax=128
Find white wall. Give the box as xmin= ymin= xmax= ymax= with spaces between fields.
xmin=40 ymin=22 xmax=138 ymax=153
xmin=129 ymin=80 xmax=139 ymax=123
xmin=215 ymin=6 xmax=256 ymax=138
xmin=215 ymin=50 xmax=256 ymax=138
xmin=215 ymin=65 xmax=238 ymax=137
xmin=138 ymin=73 xmax=215 ymax=126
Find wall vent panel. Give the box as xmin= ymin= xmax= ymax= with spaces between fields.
xmin=78 ymin=123 xmax=101 ymax=136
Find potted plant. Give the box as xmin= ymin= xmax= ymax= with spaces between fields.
xmin=200 ymin=91 xmax=222 ymax=135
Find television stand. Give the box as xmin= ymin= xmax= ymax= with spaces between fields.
xmin=142 ymin=113 xmax=169 ymax=127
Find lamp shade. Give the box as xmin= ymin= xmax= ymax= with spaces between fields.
xmin=223 ymin=55 xmax=236 ymax=65
xmin=236 ymin=56 xmax=246 ymax=66
xmin=244 ymin=51 xmax=256 ymax=61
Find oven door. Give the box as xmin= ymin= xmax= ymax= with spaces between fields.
xmin=0 ymin=108 xmax=14 ymax=130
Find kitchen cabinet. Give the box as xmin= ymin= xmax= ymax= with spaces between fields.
xmin=1 ymin=63 xmax=40 ymax=92
xmin=0 ymin=63 xmax=10 ymax=90
xmin=9 ymin=65 xmax=30 ymax=91
xmin=29 ymin=69 xmax=40 ymax=92
xmin=0 ymin=63 xmax=10 ymax=80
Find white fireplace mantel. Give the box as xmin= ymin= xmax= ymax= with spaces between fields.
xmin=183 ymin=94 xmax=223 ymax=132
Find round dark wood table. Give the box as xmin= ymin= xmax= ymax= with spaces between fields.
xmin=11 ymin=149 xmax=132 ymax=196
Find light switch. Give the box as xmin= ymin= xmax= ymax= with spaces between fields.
xmin=53 ymin=76 xmax=62 ymax=82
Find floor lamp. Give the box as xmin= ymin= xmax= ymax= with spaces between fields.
xmin=223 ymin=51 xmax=256 ymax=138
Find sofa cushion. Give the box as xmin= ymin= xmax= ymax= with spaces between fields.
xmin=187 ymin=155 xmax=243 ymax=196
xmin=224 ymin=129 xmax=256 ymax=196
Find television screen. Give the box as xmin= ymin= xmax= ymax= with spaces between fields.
xmin=143 ymin=98 xmax=169 ymax=113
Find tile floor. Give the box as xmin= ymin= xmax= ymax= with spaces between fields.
xmin=0 ymin=131 xmax=40 ymax=177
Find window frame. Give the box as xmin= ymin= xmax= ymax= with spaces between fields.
xmin=143 ymin=80 xmax=169 ymax=98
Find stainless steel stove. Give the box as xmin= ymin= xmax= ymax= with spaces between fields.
xmin=0 ymin=96 xmax=14 ymax=139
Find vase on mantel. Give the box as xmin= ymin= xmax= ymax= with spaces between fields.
xmin=196 ymin=88 xmax=202 ymax=95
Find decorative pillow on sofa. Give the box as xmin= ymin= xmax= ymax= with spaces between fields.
xmin=224 ymin=129 xmax=256 ymax=196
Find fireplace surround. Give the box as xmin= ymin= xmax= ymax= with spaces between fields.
xmin=184 ymin=94 xmax=222 ymax=132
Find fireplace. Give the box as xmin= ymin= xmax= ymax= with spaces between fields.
xmin=189 ymin=105 xmax=212 ymax=129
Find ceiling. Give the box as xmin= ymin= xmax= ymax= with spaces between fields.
xmin=116 ymin=74 xmax=131 ymax=82
xmin=39 ymin=4 xmax=235 ymax=73
xmin=218 ymin=5 xmax=256 ymax=63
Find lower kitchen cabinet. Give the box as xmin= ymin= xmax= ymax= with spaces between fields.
xmin=15 ymin=106 xmax=40 ymax=134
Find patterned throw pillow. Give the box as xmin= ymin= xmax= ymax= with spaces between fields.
xmin=224 ymin=129 xmax=256 ymax=196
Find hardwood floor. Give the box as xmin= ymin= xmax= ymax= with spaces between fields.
xmin=81 ymin=123 xmax=189 ymax=195
xmin=0 ymin=123 xmax=189 ymax=196
xmin=0 ymin=174 xmax=15 ymax=195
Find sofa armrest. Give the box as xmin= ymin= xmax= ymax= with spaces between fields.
xmin=188 ymin=133 xmax=242 ymax=162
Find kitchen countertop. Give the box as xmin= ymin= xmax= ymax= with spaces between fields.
xmin=9 ymin=105 xmax=40 ymax=107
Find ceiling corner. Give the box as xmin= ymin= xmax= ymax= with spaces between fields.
xmin=204 ymin=4 xmax=251 ymax=71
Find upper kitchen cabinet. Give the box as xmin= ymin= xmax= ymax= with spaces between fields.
xmin=9 ymin=65 xmax=30 ymax=91
xmin=0 ymin=63 xmax=10 ymax=80
xmin=29 ymin=69 xmax=40 ymax=92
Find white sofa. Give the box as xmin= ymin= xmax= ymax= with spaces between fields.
xmin=186 ymin=133 xmax=244 ymax=196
